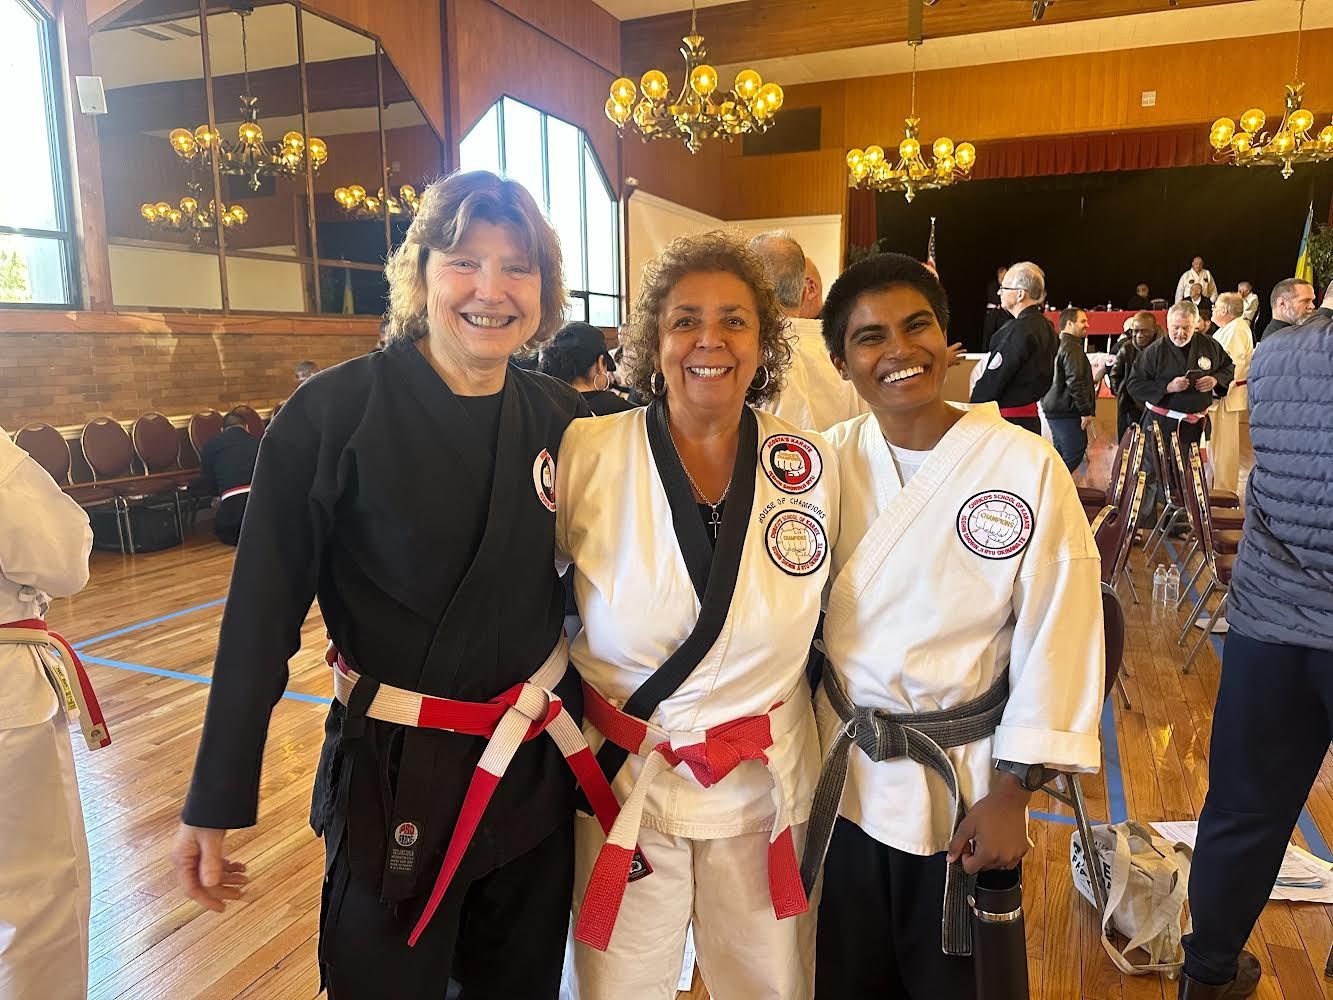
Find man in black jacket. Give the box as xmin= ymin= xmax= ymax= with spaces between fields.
xmin=197 ymin=409 xmax=259 ymax=546
xmin=971 ymin=260 xmax=1057 ymax=434
xmin=1041 ymin=307 xmax=1096 ymax=471
xmin=1108 ymin=312 xmax=1159 ymax=440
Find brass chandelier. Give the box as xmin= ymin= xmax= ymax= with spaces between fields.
xmin=140 ymin=180 xmax=248 ymax=243
xmin=165 ymin=8 xmax=328 ymax=192
xmin=333 ymin=182 xmax=421 ymax=220
xmin=846 ymin=42 xmax=975 ymax=203
xmin=1209 ymin=0 xmax=1333 ymax=178
xmin=605 ymin=0 xmax=783 ymax=154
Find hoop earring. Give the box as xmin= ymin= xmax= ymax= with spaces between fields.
xmin=593 ymin=370 xmax=611 ymax=392
xmin=750 ymin=365 xmax=771 ymax=392
xmin=650 ymin=371 xmax=666 ymax=396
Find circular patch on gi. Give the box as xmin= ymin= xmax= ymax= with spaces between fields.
xmin=1198 ymin=356 xmax=1212 ymax=371
xmin=532 ymin=448 xmax=556 ymax=512
xmin=761 ymin=434 xmax=823 ymax=494
xmin=765 ymin=509 xmax=828 ymax=576
xmin=987 ymin=352 xmax=1004 ymax=371
xmin=956 ymin=491 xmax=1035 ymax=561
xmin=394 ymin=821 xmax=419 ymax=848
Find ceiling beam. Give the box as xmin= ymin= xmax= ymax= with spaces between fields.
xmin=621 ymin=0 xmax=1251 ymax=74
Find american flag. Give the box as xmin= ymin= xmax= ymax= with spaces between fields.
xmin=926 ymin=216 xmax=938 ymax=276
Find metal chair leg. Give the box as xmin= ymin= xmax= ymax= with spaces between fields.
xmin=1179 ymin=559 xmax=1208 ymax=609
xmin=1123 ymin=565 xmax=1141 ymax=605
xmin=112 ymin=499 xmax=126 ymax=554
xmin=1117 ymin=674 xmax=1132 ymax=710
xmin=1183 ymin=592 xmax=1227 ymax=674
xmin=1179 ymin=579 xmax=1215 ymax=646
xmin=1142 ymin=504 xmax=1173 ymax=560
xmin=1145 ymin=506 xmax=1183 ymax=562
xmin=121 ymin=497 xmax=137 ymax=553
xmin=1069 ymin=773 xmax=1108 ymax=921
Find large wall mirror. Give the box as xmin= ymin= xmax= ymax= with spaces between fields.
xmin=93 ymin=0 xmax=444 ymax=316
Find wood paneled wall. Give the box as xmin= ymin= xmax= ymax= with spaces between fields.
xmin=489 ymin=0 xmax=619 ymax=76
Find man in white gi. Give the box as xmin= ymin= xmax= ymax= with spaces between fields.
xmin=1237 ymin=281 xmax=1259 ymax=326
xmin=802 ymin=253 xmax=1105 ymax=999
xmin=1176 ymin=256 xmax=1217 ymax=303
xmin=0 ymin=428 xmax=95 ymax=1000
xmin=750 ymin=231 xmax=866 ymax=431
xmin=1207 ymin=292 xmax=1253 ymax=495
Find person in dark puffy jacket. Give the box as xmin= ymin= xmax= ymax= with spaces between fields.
xmin=1041 ymin=307 xmax=1096 ymax=471
xmin=1180 ymin=285 xmax=1333 ymax=1000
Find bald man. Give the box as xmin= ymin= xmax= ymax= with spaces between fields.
xmin=750 ymin=231 xmax=865 ymax=431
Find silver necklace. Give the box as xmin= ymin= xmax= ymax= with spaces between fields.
xmin=667 ymin=424 xmax=733 ymax=540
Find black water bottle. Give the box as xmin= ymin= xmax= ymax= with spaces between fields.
xmin=970 ymin=866 xmax=1030 ymax=1000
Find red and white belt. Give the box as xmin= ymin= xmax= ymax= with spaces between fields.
xmin=998 ymin=402 xmax=1040 ymax=419
xmin=219 ymin=485 xmax=251 ymax=501
xmin=0 ymin=619 xmax=111 ymax=751
xmin=573 ymin=681 xmax=808 ymax=952
xmin=328 ymin=635 xmax=625 ymax=947
xmin=1234 ymin=378 xmax=1247 ymax=387
xmin=1146 ymin=402 xmax=1207 ymax=424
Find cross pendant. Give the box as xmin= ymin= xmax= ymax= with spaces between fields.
xmin=709 ymin=505 xmax=722 ymax=540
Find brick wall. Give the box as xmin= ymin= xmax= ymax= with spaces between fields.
xmin=1 ymin=330 xmax=374 ymax=430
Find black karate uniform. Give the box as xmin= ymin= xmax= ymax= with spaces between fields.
xmin=181 ymin=339 xmax=589 ymax=999
xmin=1125 ymin=333 xmax=1233 ymax=454
xmin=970 ymin=304 xmax=1058 ymax=434
xmin=1107 ymin=338 xmax=1145 ymax=442
xmin=196 ymin=424 xmax=259 ymax=546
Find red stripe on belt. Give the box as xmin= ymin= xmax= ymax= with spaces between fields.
xmin=1146 ymin=402 xmax=1207 ymax=424
xmin=998 ymin=403 xmax=1040 ymax=418
xmin=219 ymin=485 xmax=251 ymax=501
xmin=0 ymin=619 xmax=111 ymax=750
xmin=574 ymin=682 xmax=807 ymax=952
xmin=1234 ymin=378 xmax=1247 ymax=387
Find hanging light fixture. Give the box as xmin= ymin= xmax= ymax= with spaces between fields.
xmin=1209 ymin=0 xmax=1333 ymax=179
xmin=165 ymin=8 xmax=328 ymax=192
xmin=140 ymin=180 xmax=248 ymax=243
xmin=846 ymin=41 xmax=976 ymax=203
xmin=333 ymin=182 xmax=420 ymax=220
xmin=605 ymin=0 xmax=782 ymax=154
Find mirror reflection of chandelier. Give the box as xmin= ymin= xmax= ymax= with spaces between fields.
xmin=166 ymin=8 xmax=328 ymax=192
xmin=1209 ymin=0 xmax=1333 ymax=179
xmin=846 ymin=41 xmax=975 ymax=203
xmin=140 ymin=180 xmax=248 ymax=243
xmin=333 ymin=182 xmax=420 ymax=219
xmin=605 ymin=0 xmax=783 ymax=154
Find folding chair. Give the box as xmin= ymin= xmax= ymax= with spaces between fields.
xmin=1177 ymin=445 xmax=1239 ymax=673
xmin=1167 ymin=434 xmax=1243 ymax=609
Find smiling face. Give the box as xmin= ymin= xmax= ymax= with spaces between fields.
xmin=1130 ymin=318 xmax=1158 ymax=350
xmin=657 ymin=270 xmax=761 ymax=418
xmin=424 ymin=219 xmax=541 ymax=369
xmin=1064 ymin=311 xmax=1089 ymax=337
xmin=837 ymin=284 xmax=951 ymax=420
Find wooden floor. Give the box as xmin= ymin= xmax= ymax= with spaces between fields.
xmin=45 ymin=424 xmax=1333 ymax=1000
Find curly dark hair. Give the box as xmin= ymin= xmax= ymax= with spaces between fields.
xmin=821 ymin=252 xmax=951 ymax=361
xmin=618 ymin=231 xmax=792 ymax=407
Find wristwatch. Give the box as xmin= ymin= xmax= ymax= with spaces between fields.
xmin=994 ymin=759 xmax=1049 ymax=791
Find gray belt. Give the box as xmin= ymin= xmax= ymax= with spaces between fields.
xmin=800 ymin=667 xmax=1010 ymax=956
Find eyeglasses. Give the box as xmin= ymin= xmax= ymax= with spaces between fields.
xmin=997 ymin=285 xmax=1024 ymax=292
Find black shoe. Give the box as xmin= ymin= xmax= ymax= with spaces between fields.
xmin=1178 ymin=951 xmax=1261 ymax=998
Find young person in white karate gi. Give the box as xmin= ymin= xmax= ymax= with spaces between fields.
xmin=557 ymin=231 xmax=838 ymax=999
xmin=0 ymin=428 xmax=96 ymax=1000
xmin=803 ymin=253 xmax=1105 ymax=998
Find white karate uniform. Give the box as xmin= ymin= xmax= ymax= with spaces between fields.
xmin=556 ymin=406 xmax=839 ymax=1000
xmin=0 ymin=429 xmax=93 ymax=1000
xmin=1209 ymin=317 xmax=1254 ymax=494
xmin=760 ymin=317 xmax=867 ymax=432
xmin=1175 ymin=267 xmax=1217 ymax=303
xmin=1241 ymin=292 xmax=1260 ymax=324
xmin=819 ymin=404 xmax=1104 ymax=857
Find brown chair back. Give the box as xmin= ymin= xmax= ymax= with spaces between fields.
xmin=232 ymin=404 xmax=265 ymax=439
xmin=131 ymin=412 xmax=181 ymax=473
xmin=1186 ymin=445 xmax=1220 ymax=568
xmin=14 ymin=423 xmax=72 ymax=486
xmin=1091 ymin=506 xmax=1118 ymax=564
xmin=189 ymin=410 xmax=224 ymax=453
xmin=1101 ymin=582 xmax=1126 ymax=701
xmin=81 ymin=417 xmax=135 ymax=481
xmin=1109 ymin=471 xmax=1148 ymax=585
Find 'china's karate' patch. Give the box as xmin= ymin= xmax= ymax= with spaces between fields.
xmin=956 ymin=491 xmax=1034 ymax=560
xmin=761 ymin=434 xmax=822 ymax=494
xmin=765 ymin=509 xmax=828 ymax=576
xmin=533 ymin=449 xmax=556 ymax=512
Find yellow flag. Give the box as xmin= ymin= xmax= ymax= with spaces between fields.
xmin=1296 ymin=202 xmax=1315 ymax=284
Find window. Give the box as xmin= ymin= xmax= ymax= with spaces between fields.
xmin=459 ymin=97 xmax=620 ymax=326
xmin=0 ymin=0 xmax=73 ymax=306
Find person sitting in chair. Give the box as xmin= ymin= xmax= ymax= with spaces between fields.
xmin=197 ymin=410 xmax=259 ymax=546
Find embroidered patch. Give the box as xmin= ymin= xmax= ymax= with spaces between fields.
xmin=761 ymin=434 xmax=823 ymax=494
xmin=1198 ymin=356 xmax=1212 ymax=371
xmin=987 ymin=352 xmax=1004 ymax=370
xmin=957 ymin=491 xmax=1035 ymax=560
xmin=628 ymin=847 xmax=653 ymax=883
xmin=394 ymin=821 xmax=419 ymax=848
xmin=765 ymin=509 xmax=828 ymax=576
xmin=532 ymin=449 xmax=556 ymax=512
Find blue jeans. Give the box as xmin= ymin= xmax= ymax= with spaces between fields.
xmin=1047 ymin=416 xmax=1087 ymax=472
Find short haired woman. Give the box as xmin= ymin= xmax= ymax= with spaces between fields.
xmin=539 ymin=321 xmax=636 ymax=415
xmin=804 ymin=253 xmax=1104 ymax=998
xmin=557 ymin=231 xmax=837 ymax=998
xmin=172 ymin=171 xmax=610 ymax=998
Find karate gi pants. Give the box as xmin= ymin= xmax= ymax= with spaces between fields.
xmin=815 ymin=816 xmax=977 ymax=1000
xmin=0 ymin=708 xmax=91 ymax=1000
xmin=1208 ymin=405 xmax=1243 ymax=495
xmin=568 ymin=815 xmax=815 ymax=1000
xmin=321 ymin=818 xmax=573 ymax=1000
xmin=1183 ymin=629 xmax=1333 ymax=986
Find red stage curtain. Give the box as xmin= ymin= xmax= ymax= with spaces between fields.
xmin=969 ymin=124 xmax=1218 ymax=181
xmin=846 ymin=185 xmax=877 ymax=249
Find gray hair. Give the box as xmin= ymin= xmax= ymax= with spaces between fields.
xmin=1005 ymin=261 xmax=1046 ymax=302
xmin=1271 ymin=277 xmax=1313 ymax=309
xmin=1213 ymin=292 xmax=1243 ymax=320
xmin=1167 ymin=301 xmax=1200 ymax=325
xmin=748 ymin=231 xmax=806 ymax=311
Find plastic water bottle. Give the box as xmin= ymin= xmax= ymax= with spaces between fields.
xmin=1152 ymin=564 xmax=1167 ymax=623
xmin=1164 ymin=565 xmax=1181 ymax=611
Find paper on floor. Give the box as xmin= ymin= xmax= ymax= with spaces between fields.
xmin=1151 ymin=821 xmax=1333 ymax=904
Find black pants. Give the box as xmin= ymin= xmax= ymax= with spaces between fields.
xmin=816 ymin=817 xmax=976 ymax=999
xmin=1116 ymin=403 xmax=1141 ymax=444
xmin=1183 ymin=629 xmax=1333 ymax=985
xmin=214 ymin=494 xmax=246 ymax=547
xmin=322 ymin=819 xmax=574 ymax=999
xmin=1047 ymin=416 xmax=1088 ymax=472
xmin=1004 ymin=415 xmax=1042 ymax=435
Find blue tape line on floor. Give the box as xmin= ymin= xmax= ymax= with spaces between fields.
xmin=1163 ymin=539 xmax=1332 ymax=862
xmin=1101 ymin=697 xmax=1129 ymax=825
xmin=1032 ymin=811 xmax=1076 ymax=826
xmin=73 ymin=597 xmax=227 ymax=649
xmin=79 ymin=653 xmax=330 ymax=705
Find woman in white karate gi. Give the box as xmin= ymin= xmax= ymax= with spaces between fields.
xmin=556 ymin=231 xmax=839 ymax=1000
xmin=805 ymin=253 xmax=1104 ymax=998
